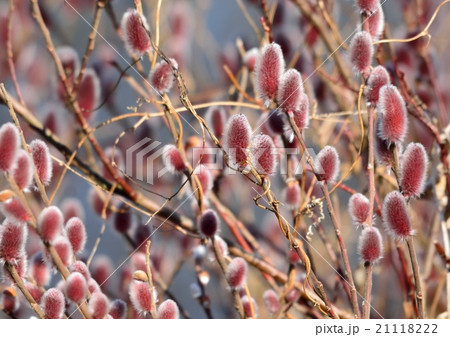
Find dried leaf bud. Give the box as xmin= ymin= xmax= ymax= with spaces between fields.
xmin=30 ymin=252 xmax=50 ymax=287
xmin=255 ymin=43 xmax=285 ymax=105
xmin=277 ymin=69 xmax=303 ymax=112
xmin=378 ymin=85 xmax=408 ymax=144
xmin=249 ymin=134 xmax=278 ymax=175
xmin=224 ymin=114 xmax=252 ymax=166
xmin=132 ymin=270 xmax=149 ymax=282
xmin=158 ymin=299 xmax=180 ymax=319
xmin=0 ymin=219 xmax=27 ymax=263
xmin=65 ymin=217 xmax=87 ymax=254
xmin=0 ymin=122 xmax=20 ymax=173
xmin=113 ymin=206 xmax=133 ymax=234
xmin=70 ymin=261 xmax=91 ymax=281
xmin=121 ymin=9 xmax=151 ymax=55
xmin=263 ymin=289 xmax=280 ymax=314
xmin=382 ymin=191 xmax=413 ymax=241
xmin=149 ymin=59 xmax=177 ymax=94
xmin=226 ymin=257 xmax=248 ymax=289
xmin=199 ymin=209 xmax=220 ymax=237
xmin=41 ymin=288 xmax=65 ymax=319
xmin=129 ymin=279 xmax=153 ymax=315
xmin=65 ymin=272 xmax=87 ymax=303
xmin=1 ymin=197 xmax=29 ymax=222
xmin=38 ymin=206 xmax=63 ymax=243
xmin=77 ymin=68 xmax=100 ymax=120
xmin=162 ymin=145 xmax=186 ymax=174
xmin=350 ymin=31 xmax=373 ymax=77
xmin=349 ymin=193 xmax=370 ymax=227
xmin=53 ymin=236 xmax=73 ymax=266
xmin=365 ymin=65 xmax=390 ymax=105
xmin=358 ymin=226 xmax=383 ymax=263
xmin=90 ymin=292 xmax=109 ymax=319
xmin=12 ymin=150 xmax=33 ymax=190
xmin=399 ymin=143 xmax=428 ymax=198
xmin=109 ymin=299 xmax=127 ymax=319
xmin=267 ymin=110 xmax=285 ymax=135
xmin=29 ymin=139 xmax=53 ymax=186
xmin=315 ymin=146 xmax=340 ymax=183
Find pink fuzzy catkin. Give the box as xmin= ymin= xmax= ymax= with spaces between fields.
xmin=350 ymin=31 xmax=373 ymax=77
xmin=30 ymin=252 xmax=50 ymax=287
xmin=12 ymin=150 xmax=33 ymax=190
xmin=65 ymin=272 xmax=87 ymax=303
xmin=356 ymin=0 xmax=380 ymax=13
xmin=365 ymin=66 xmax=390 ymax=106
xmin=382 ymin=191 xmax=413 ymax=241
xmin=70 ymin=261 xmax=91 ymax=281
xmin=254 ymin=43 xmax=285 ymax=105
xmin=41 ymin=288 xmax=65 ymax=319
xmin=1 ymin=198 xmax=29 ymax=222
xmin=121 ymin=9 xmax=151 ymax=55
xmin=0 ymin=219 xmax=27 ymax=263
xmin=378 ymin=85 xmax=408 ymax=144
xmin=29 ymin=139 xmax=53 ymax=186
xmin=193 ymin=164 xmax=213 ymax=196
xmin=38 ymin=206 xmax=63 ymax=243
xmin=65 ymin=217 xmax=87 ymax=254
xmin=129 ymin=279 xmax=153 ymax=315
xmin=109 ymin=299 xmax=127 ymax=319
xmin=249 ymin=134 xmax=278 ymax=175
xmin=226 ymin=257 xmax=248 ymax=289
xmin=77 ymin=68 xmax=100 ymax=120
xmin=292 ymin=93 xmax=310 ymax=130
xmin=223 ymin=114 xmax=252 ymax=167
xmin=205 ymin=106 xmax=228 ymax=139
xmin=0 ymin=122 xmax=20 ymax=172
xmin=367 ymin=7 xmax=385 ymax=41
xmin=348 ymin=193 xmax=370 ymax=227
xmin=399 ymin=143 xmax=428 ymax=197
xmin=358 ymin=226 xmax=383 ymax=263
xmin=314 ymin=146 xmax=340 ymax=183
xmin=90 ymin=292 xmax=109 ymax=319
xmin=149 ymin=59 xmax=177 ymax=94
xmin=158 ymin=299 xmax=180 ymax=319
xmin=277 ymin=69 xmax=303 ymax=112
xmin=263 ymin=289 xmax=280 ymax=314
xmin=283 ymin=181 xmax=301 ymax=210
xmin=53 ymin=236 xmax=73 ymax=266
xmin=162 ymin=145 xmax=186 ymax=174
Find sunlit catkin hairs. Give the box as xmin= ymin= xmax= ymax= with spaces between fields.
xmin=226 ymin=257 xmax=248 ymax=289
xmin=378 ymin=85 xmax=408 ymax=144
xmin=149 ymin=58 xmax=177 ymax=94
xmin=41 ymin=288 xmax=65 ymax=319
xmin=349 ymin=31 xmax=373 ymax=77
xmin=314 ymin=146 xmax=340 ymax=183
xmin=254 ymin=43 xmax=285 ymax=105
xmin=121 ymin=9 xmax=151 ymax=55
xmin=399 ymin=143 xmax=428 ymax=198
xmin=65 ymin=272 xmax=87 ymax=303
xmin=0 ymin=219 xmax=28 ymax=263
xmin=382 ymin=191 xmax=414 ymax=241
xmin=348 ymin=193 xmax=370 ymax=227
xmin=29 ymin=139 xmax=53 ymax=186
xmin=0 ymin=122 xmax=20 ymax=173
xmin=65 ymin=217 xmax=87 ymax=254
xmin=158 ymin=299 xmax=180 ymax=319
xmin=365 ymin=65 xmax=390 ymax=106
xmin=249 ymin=134 xmax=278 ymax=175
xmin=38 ymin=206 xmax=63 ymax=243
xmin=277 ymin=68 xmax=303 ymax=113
xmin=358 ymin=226 xmax=383 ymax=263
xmin=223 ymin=114 xmax=252 ymax=167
